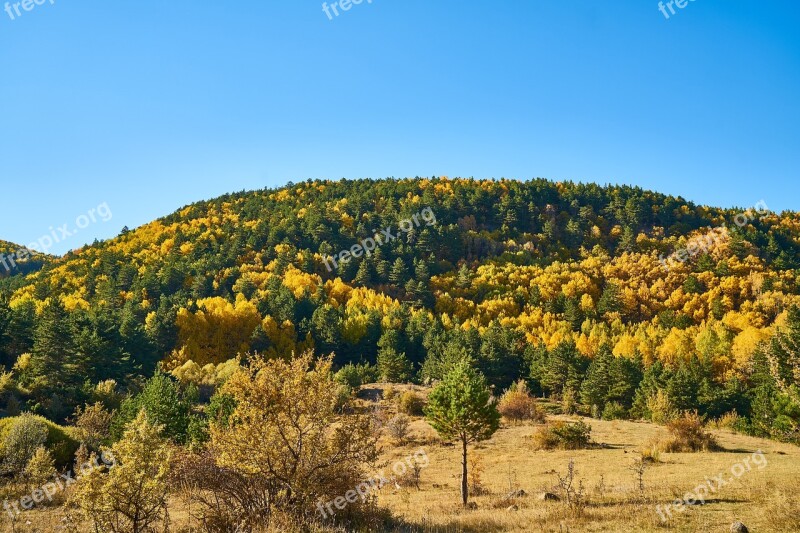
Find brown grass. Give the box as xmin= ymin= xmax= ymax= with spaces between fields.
xmin=4 ymin=384 xmax=800 ymax=533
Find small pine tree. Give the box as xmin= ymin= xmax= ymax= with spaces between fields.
xmin=425 ymin=362 xmax=500 ymax=507
xmin=456 ymin=264 xmax=471 ymax=289
xmin=377 ymin=347 xmax=413 ymax=383
xmin=389 ymin=258 xmax=408 ymax=285
xmin=353 ymin=260 xmax=374 ymax=286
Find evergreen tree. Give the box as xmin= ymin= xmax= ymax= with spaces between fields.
xmin=377 ymin=347 xmax=413 ymax=383
xmin=0 ymin=295 xmax=11 ymax=367
xmin=456 ymin=264 xmax=471 ymax=289
xmin=353 ymin=260 xmax=374 ymax=286
xmin=580 ymin=345 xmax=613 ymax=412
xmin=389 ymin=258 xmax=408 ymax=285
xmin=111 ymin=372 xmax=193 ymax=444
xmin=598 ymin=282 xmax=622 ymax=316
xmin=29 ymin=299 xmax=84 ymax=417
xmin=425 ymin=362 xmax=500 ymax=507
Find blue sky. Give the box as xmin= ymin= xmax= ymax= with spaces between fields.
xmin=0 ymin=0 xmax=798 ymax=255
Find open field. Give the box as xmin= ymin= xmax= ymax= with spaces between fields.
xmin=367 ymin=385 xmax=800 ymax=533
xmin=3 ymin=387 xmax=799 ymax=533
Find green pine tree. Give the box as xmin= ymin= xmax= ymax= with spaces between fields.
xmin=424 ymin=362 xmax=500 ymax=507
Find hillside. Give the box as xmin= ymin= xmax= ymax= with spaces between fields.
xmin=2 ymin=177 xmax=800 ymax=532
xmin=0 ymin=240 xmax=48 ymax=281
xmin=1 ymin=177 xmax=800 ymax=436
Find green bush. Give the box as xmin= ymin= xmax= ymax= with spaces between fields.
xmin=532 ymin=420 xmax=592 ymax=450
xmin=601 ymin=401 xmax=628 ymax=420
xmin=397 ymin=391 xmax=425 ymax=416
xmin=111 ymin=372 xmax=193 ymax=444
xmin=335 ymin=363 xmax=379 ymax=390
xmin=0 ymin=413 xmax=79 ymax=472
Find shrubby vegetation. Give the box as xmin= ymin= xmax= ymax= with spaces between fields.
xmin=532 ymin=420 xmax=593 ymax=450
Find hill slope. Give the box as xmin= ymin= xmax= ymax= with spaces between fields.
xmin=1 ymin=177 xmax=799 ymax=442
xmin=0 ymin=239 xmax=48 ymax=281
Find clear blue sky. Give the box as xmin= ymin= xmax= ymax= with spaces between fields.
xmin=1 ymin=0 xmax=798 ymax=254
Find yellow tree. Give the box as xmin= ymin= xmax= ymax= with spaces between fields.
xmin=70 ymin=410 xmax=171 ymax=533
xmin=210 ymin=351 xmax=377 ymax=520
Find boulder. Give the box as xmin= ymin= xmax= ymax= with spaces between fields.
xmin=730 ymin=521 xmax=748 ymax=533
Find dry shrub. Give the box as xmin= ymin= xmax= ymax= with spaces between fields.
xmin=397 ymin=391 xmax=425 ymax=416
xmin=553 ymin=459 xmax=586 ymax=517
xmin=638 ymin=440 xmax=662 ymax=464
xmin=204 ymin=353 xmax=381 ymax=530
xmin=711 ymin=409 xmax=741 ymax=430
xmin=646 ymin=389 xmax=677 ymax=424
xmin=395 ymin=460 xmax=424 ymax=490
xmin=171 ymin=448 xmax=271 ymax=532
xmin=383 ymin=386 xmax=397 ymax=402
xmin=657 ymin=411 xmax=719 ymax=452
xmin=561 ymin=387 xmax=578 ymax=415
xmin=497 ymin=381 xmax=545 ymax=423
xmin=468 ymin=454 xmax=489 ymax=496
xmin=74 ymin=402 xmax=114 ymax=450
xmin=532 ymin=421 xmax=592 ymax=450
xmin=385 ymin=414 xmax=411 ymax=443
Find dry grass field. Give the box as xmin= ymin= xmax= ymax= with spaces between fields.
xmin=3 ymin=384 xmax=799 ymax=533
xmin=369 ymin=385 xmax=800 ymax=533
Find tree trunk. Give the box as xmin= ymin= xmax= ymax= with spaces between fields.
xmin=461 ymin=437 xmax=468 ymax=507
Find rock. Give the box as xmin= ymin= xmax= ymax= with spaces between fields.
xmin=466 ymin=501 xmax=478 ymax=510
xmin=538 ymin=492 xmax=560 ymax=501
xmin=730 ymin=521 xmax=749 ymax=533
xmin=506 ymin=504 xmax=519 ymax=512
xmin=506 ymin=489 xmax=528 ymax=499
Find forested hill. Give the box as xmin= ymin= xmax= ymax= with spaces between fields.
xmin=2 ymin=177 xmax=800 ymax=442
xmin=0 ymin=239 xmax=48 ymax=280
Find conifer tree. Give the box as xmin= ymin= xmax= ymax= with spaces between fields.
xmin=425 ymin=362 xmax=500 ymax=507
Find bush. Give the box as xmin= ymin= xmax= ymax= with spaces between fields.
xmin=1 ymin=413 xmax=47 ymax=475
xmin=74 ymin=402 xmax=114 ymax=450
xmin=646 ymin=389 xmax=677 ymax=424
xmin=711 ymin=409 xmax=741 ymax=430
xmin=639 ymin=441 xmax=662 ymax=463
xmin=498 ymin=381 xmax=545 ymax=423
xmin=0 ymin=413 xmax=79 ymax=472
xmin=397 ymin=391 xmax=425 ymax=416
xmin=601 ymin=401 xmax=628 ymax=420
xmin=386 ymin=414 xmax=411 ymax=443
xmin=335 ymin=363 xmax=379 ymax=390
xmin=532 ymin=421 xmax=592 ymax=450
xmin=561 ymin=387 xmax=578 ymax=415
xmin=23 ymin=446 xmax=57 ymax=492
xmin=658 ymin=411 xmax=719 ymax=452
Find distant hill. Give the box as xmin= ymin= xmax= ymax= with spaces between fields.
xmin=0 ymin=239 xmax=48 ymax=281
